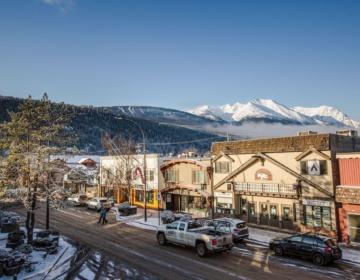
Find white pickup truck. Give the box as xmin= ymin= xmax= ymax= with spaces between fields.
xmin=156 ymin=220 xmax=234 ymax=257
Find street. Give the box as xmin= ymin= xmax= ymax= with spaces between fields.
xmin=12 ymin=206 xmax=360 ymax=280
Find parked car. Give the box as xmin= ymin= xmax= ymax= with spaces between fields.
xmin=67 ymin=194 xmax=88 ymax=206
xmin=269 ymin=232 xmax=342 ymax=265
xmin=205 ymin=218 xmax=249 ymax=242
xmin=86 ymin=197 xmax=112 ymax=212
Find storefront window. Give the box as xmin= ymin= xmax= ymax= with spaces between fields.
xmin=270 ymin=205 xmax=277 ymax=219
xmin=135 ymin=190 xmax=143 ymax=203
xmin=241 ymin=198 xmax=248 ymax=215
xmin=305 ymin=206 xmax=331 ymax=228
xmin=260 ymin=204 xmax=268 ymax=218
xmin=249 ymin=203 xmax=255 ymax=216
xmin=283 ymin=207 xmax=291 ymax=221
xmin=136 ymin=190 xmax=153 ymax=204
xmin=217 ymin=197 xmax=232 ymax=209
xmin=146 ymin=191 xmax=154 ymax=204
xmin=189 ymin=196 xmax=206 ymax=209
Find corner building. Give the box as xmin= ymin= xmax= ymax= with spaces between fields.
xmin=211 ymin=133 xmax=360 ymax=239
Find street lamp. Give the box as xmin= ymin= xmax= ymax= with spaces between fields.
xmin=115 ymin=117 xmax=147 ymax=222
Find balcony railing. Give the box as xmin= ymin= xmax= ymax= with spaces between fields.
xmin=234 ymin=182 xmax=298 ymax=195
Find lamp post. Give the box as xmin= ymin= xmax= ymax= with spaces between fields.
xmin=115 ymin=117 xmax=147 ymax=222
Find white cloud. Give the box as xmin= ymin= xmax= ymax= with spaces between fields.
xmin=41 ymin=0 xmax=75 ymax=12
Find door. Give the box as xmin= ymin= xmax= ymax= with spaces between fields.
xmin=282 ymin=205 xmax=293 ymax=230
xmin=165 ymin=221 xmax=179 ymax=243
xmin=269 ymin=205 xmax=278 ymax=227
xmin=173 ymin=194 xmax=180 ymax=212
xmin=248 ymin=203 xmax=257 ymax=224
xmin=166 ymin=193 xmax=174 ymax=211
xmin=176 ymin=222 xmax=187 ymax=245
xmin=260 ymin=204 xmax=269 ymax=225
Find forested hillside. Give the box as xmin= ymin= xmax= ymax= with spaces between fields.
xmin=0 ymin=96 xmax=226 ymax=155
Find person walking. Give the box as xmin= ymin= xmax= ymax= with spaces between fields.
xmin=98 ymin=208 xmax=108 ymax=224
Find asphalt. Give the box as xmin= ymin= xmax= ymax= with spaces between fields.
xmin=111 ymin=205 xmax=360 ymax=266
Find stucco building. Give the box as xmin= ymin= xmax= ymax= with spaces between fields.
xmin=211 ymin=132 xmax=360 ymax=239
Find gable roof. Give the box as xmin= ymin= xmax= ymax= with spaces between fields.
xmin=213 ymin=152 xmax=334 ymax=198
xmin=295 ymin=147 xmax=330 ymax=161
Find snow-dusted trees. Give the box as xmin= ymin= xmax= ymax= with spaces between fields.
xmin=0 ymin=93 xmax=77 ymax=244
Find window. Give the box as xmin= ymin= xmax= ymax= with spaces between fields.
xmin=165 ymin=169 xmax=178 ymax=182
xmin=302 ymin=237 xmax=313 ymax=245
xmin=301 ymin=160 xmax=327 ymax=175
xmin=146 ymin=191 xmax=154 ymax=204
xmin=179 ymin=223 xmax=185 ymax=231
xmin=288 ymin=235 xmax=302 ymax=242
xmin=135 ymin=190 xmax=143 ymax=203
xmin=304 ymin=205 xmax=331 ymax=228
xmin=215 ymin=162 xmax=230 ymax=173
xmin=146 ymin=169 xmax=154 ymax=182
xmin=167 ymin=222 xmax=179 ymax=230
xmin=192 ymin=170 xmax=207 ymax=184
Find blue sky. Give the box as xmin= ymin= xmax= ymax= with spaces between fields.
xmin=1 ymin=0 xmax=359 ymax=120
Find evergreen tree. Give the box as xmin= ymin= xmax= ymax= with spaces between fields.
xmin=0 ymin=93 xmax=77 ymax=244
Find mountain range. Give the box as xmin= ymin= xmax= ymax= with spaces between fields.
xmin=102 ymin=98 xmax=360 ymax=129
xmin=1 ymin=95 xmax=359 ymax=155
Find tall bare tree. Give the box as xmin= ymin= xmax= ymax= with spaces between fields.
xmin=101 ymin=132 xmax=145 ymax=203
xmin=0 ymin=93 xmax=77 ymax=244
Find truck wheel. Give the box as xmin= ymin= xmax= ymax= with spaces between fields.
xmin=157 ymin=233 xmax=167 ymax=246
xmin=196 ymin=243 xmax=208 ymax=257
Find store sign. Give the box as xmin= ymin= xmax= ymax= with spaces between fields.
xmin=308 ymin=160 xmax=320 ymax=175
xmin=215 ymin=192 xmax=233 ymax=198
xmin=255 ymin=169 xmax=272 ymax=180
xmin=302 ymin=199 xmax=330 ymax=207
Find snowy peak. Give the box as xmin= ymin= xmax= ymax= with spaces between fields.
xmin=293 ymin=106 xmax=360 ymax=128
xmin=187 ymin=99 xmax=359 ymax=128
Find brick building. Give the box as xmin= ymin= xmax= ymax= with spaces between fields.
xmin=335 ymin=153 xmax=360 ymax=244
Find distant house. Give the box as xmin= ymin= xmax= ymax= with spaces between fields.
xmin=52 ymin=155 xmax=100 ymax=195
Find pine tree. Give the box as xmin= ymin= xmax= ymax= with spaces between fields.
xmin=0 ymin=93 xmax=77 ymax=244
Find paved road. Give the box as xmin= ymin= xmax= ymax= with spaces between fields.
xmin=12 ymin=206 xmax=360 ymax=280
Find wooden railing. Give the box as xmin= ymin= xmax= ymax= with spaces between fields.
xmin=234 ymin=182 xmax=298 ymax=195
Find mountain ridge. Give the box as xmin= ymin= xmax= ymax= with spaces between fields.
xmin=186 ymin=98 xmax=360 ymax=128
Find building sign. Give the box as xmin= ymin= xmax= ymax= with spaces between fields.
xmin=308 ymin=160 xmax=320 ymax=175
xmin=302 ymin=199 xmax=330 ymax=207
xmin=215 ymin=192 xmax=233 ymax=198
xmin=255 ymin=169 xmax=272 ymax=180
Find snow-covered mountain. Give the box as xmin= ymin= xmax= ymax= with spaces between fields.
xmin=187 ymin=99 xmax=360 ymax=128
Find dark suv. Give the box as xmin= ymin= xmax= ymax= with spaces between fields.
xmin=269 ymin=233 xmax=342 ymax=265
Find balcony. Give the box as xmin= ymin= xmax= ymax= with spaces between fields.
xmin=233 ymin=182 xmax=299 ymax=198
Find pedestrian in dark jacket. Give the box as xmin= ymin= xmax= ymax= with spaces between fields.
xmin=98 ymin=208 xmax=108 ymax=224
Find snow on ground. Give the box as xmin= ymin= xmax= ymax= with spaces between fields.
xmin=0 ymin=228 xmax=77 ymax=280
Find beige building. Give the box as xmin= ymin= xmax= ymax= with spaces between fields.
xmin=159 ymin=156 xmax=213 ymax=217
xmin=211 ymin=133 xmax=360 ymax=238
